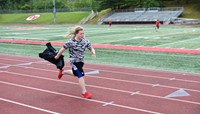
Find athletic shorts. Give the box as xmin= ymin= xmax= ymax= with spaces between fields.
xmin=72 ymin=62 xmax=85 ymax=78
xmin=156 ymin=25 xmax=159 ymax=29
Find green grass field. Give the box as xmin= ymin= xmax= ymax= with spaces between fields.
xmin=0 ymin=25 xmax=200 ymax=74
xmin=1 ymin=25 xmax=200 ymax=49
xmin=0 ymin=12 xmax=90 ymax=24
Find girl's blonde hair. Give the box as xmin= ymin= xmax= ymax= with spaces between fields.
xmin=65 ymin=26 xmax=83 ymax=38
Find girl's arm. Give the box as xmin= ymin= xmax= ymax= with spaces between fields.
xmin=54 ymin=47 xmax=66 ymax=59
xmin=90 ymin=47 xmax=96 ymax=58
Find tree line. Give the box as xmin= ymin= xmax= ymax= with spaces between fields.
xmin=0 ymin=0 xmax=191 ymax=11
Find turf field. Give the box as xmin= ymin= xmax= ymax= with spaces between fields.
xmin=0 ymin=24 xmax=200 ymax=74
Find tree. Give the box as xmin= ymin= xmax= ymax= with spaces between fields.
xmin=143 ymin=0 xmax=164 ymax=8
xmin=185 ymin=0 xmax=189 ymax=4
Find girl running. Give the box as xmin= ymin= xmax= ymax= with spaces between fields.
xmin=54 ymin=26 xmax=96 ymax=99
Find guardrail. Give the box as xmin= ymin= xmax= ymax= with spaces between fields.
xmin=79 ymin=10 xmax=98 ymax=24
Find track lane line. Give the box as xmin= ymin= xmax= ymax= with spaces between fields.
xmin=3 ymin=71 xmax=200 ymax=105
xmin=12 ymin=65 xmax=200 ymax=93
xmin=1 ymin=57 xmax=199 ymax=83
xmin=2 ymin=53 xmax=200 ymax=77
xmin=1 ymin=57 xmax=199 ymax=93
xmin=0 ymin=81 xmax=163 ymax=114
xmin=0 ymin=98 xmax=60 ymax=114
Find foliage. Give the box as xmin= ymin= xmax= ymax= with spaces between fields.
xmin=0 ymin=0 xmax=189 ymax=11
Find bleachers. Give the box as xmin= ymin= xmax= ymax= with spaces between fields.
xmin=101 ymin=7 xmax=184 ymax=24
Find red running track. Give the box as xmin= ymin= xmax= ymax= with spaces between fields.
xmin=0 ymin=54 xmax=200 ymax=114
xmin=1 ymin=39 xmax=200 ymax=54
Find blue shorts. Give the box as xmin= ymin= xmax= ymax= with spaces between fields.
xmin=72 ymin=62 xmax=84 ymax=78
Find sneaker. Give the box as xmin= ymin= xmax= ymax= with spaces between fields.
xmin=58 ymin=69 xmax=63 ymax=79
xmin=82 ymin=92 xmax=92 ymax=99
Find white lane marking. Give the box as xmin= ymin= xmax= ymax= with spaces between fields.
xmin=0 ymin=98 xmax=60 ymax=114
xmin=4 ymin=71 xmax=200 ymax=105
xmin=0 ymin=57 xmax=45 ymax=63
xmin=0 ymin=81 xmax=162 ymax=114
xmin=85 ymin=70 xmax=100 ymax=75
xmin=12 ymin=65 xmax=200 ymax=93
xmin=102 ymin=101 xmax=114 ymax=106
xmin=16 ymin=60 xmax=200 ymax=84
xmin=97 ymin=69 xmax=200 ymax=84
xmin=169 ymin=78 xmax=176 ymax=81
xmin=2 ymin=54 xmax=196 ymax=84
xmin=0 ymin=62 xmax=32 ymax=69
xmin=152 ymin=84 xmax=160 ymax=87
xmin=164 ymin=88 xmax=191 ymax=98
xmin=17 ymin=62 xmax=32 ymax=66
xmin=0 ymin=65 xmax=10 ymax=69
xmin=0 ymin=58 xmax=46 ymax=69
xmin=130 ymin=91 xmax=140 ymax=95
xmin=1 ymin=56 xmax=200 ymax=79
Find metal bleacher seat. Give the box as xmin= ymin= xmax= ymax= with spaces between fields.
xmin=101 ymin=7 xmax=183 ymax=24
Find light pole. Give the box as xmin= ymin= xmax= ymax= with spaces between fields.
xmin=53 ymin=0 xmax=56 ymax=24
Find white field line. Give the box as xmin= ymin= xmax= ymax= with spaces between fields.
xmin=0 ymin=28 xmax=66 ymax=33
xmin=1 ymin=33 xmax=63 ymax=39
xmin=3 ymin=71 xmax=200 ymax=105
xmin=96 ymin=50 xmax=200 ymax=58
xmin=0 ymin=36 xmax=49 ymax=40
xmin=0 ymin=98 xmax=60 ymax=114
xmin=155 ymin=36 xmax=200 ymax=47
xmin=0 ymin=81 xmax=163 ymax=114
xmin=96 ymin=29 xmax=199 ymax=44
xmin=1 ymin=27 xmax=132 ymax=39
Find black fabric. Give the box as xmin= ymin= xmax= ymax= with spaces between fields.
xmin=39 ymin=42 xmax=64 ymax=70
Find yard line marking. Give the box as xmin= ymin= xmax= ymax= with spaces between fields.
xmin=0 ymin=98 xmax=60 ymax=114
xmin=155 ymin=36 xmax=200 ymax=47
xmin=0 ymin=81 xmax=163 ymax=114
xmin=4 ymin=71 xmax=200 ymax=105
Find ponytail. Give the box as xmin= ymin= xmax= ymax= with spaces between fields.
xmin=65 ymin=26 xmax=83 ymax=38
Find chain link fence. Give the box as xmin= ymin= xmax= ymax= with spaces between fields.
xmin=0 ymin=8 xmax=91 ymax=14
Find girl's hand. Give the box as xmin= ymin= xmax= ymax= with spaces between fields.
xmin=91 ymin=53 xmax=96 ymax=58
xmin=54 ymin=55 xmax=59 ymax=59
